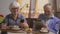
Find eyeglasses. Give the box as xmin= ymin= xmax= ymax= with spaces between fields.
xmin=11 ymin=7 xmax=19 ymax=10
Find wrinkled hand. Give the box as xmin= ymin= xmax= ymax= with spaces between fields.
xmin=23 ymin=23 xmax=29 ymax=28
xmin=25 ymin=28 xmax=32 ymax=33
xmin=1 ymin=23 xmax=13 ymax=30
xmin=7 ymin=25 xmax=13 ymax=30
xmin=1 ymin=24 xmax=7 ymax=31
xmin=1 ymin=23 xmax=7 ymax=29
xmin=20 ymin=23 xmax=29 ymax=29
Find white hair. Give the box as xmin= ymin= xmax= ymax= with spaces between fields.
xmin=9 ymin=1 xmax=20 ymax=10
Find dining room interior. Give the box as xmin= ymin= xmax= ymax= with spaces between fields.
xmin=0 ymin=0 xmax=60 ymax=34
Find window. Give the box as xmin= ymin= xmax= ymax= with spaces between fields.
xmin=17 ymin=0 xmax=30 ymax=18
xmin=34 ymin=0 xmax=49 ymax=18
xmin=17 ymin=0 xmax=49 ymax=18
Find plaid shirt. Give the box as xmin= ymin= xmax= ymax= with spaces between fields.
xmin=38 ymin=14 xmax=60 ymax=34
xmin=2 ymin=13 xmax=27 ymax=26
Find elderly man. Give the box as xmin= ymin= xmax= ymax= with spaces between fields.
xmin=38 ymin=4 xmax=60 ymax=34
xmin=1 ymin=1 xmax=29 ymax=34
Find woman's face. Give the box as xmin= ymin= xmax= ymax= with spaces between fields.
xmin=10 ymin=7 xmax=19 ymax=15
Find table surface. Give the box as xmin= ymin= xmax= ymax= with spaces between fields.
xmin=0 ymin=30 xmax=49 ymax=34
xmin=0 ymin=28 xmax=49 ymax=34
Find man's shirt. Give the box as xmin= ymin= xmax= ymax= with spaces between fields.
xmin=38 ymin=14 xmax=60 ymax=34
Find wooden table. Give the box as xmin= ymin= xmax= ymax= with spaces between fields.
xmin=7 ymin=29 xmax=32 ymax=34
xmin=0 ymin=29 xmax=49 ymax=34
xmin=8 ymin=30 xmax=49 ymax=34
xmin=0 ymin=30 xmax=32 ymax=34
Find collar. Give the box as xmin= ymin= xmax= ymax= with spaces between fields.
xmin=49 ymin=14 xmax=54 ymax=19
xmin=44 ymin=14 xmax=54 ymax=19
xmin=10 ymin=13 xmax=21 ymax=19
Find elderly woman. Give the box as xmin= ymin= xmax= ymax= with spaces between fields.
xmin=1 ymin=1 xmax=29 ymax=34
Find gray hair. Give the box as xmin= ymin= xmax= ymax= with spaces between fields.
xmin=43 ymin=3 xmax=52 ymax=9
xmin=9 ymin=1 xmax=20 ymax=10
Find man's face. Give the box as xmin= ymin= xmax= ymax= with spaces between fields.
xmin=44 ymin=5 xmax=52 ymax=15
xmin=10 ymin=7 xmax=19 ymax=15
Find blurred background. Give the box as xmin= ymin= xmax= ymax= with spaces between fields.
xmin=0 ymin=0 xmax=60 ymax=28
xmin=0 ymin=0 xmax=60 ymax=18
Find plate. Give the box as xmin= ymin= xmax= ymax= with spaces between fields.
xmin=11 ymin=27 xmax=20 ymax=31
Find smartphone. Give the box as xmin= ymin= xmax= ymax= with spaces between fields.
xmin=20 ymin=19 xmax=24 ymax=23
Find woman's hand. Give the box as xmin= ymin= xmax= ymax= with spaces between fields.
xmin=23 ymin=23 xmax=29 ymax=28
xmin=1 ymin=23 xmax=8 ymax=31
xmin=7 ymin=25 xmax=13 ymax=30
xmin=20 ymin=23 xmax=29 ymax=29
xmin=1 ymin=23 xmax=6 ymax=29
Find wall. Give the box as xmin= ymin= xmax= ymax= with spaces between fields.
xmin=0 ymin=0 xmax=16 ymax=17
xmin=49 ymin=0 xmax=60 ymax=18
xmin=0 ymin=0 xmax=60 ymax=18
xmin=56 ymin=0 xmax=60 ymax=18
xmin=56 ymin=0 xmax=60 ymax=12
